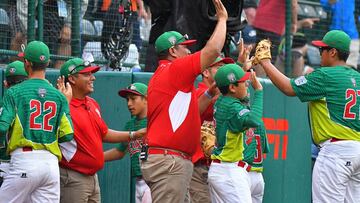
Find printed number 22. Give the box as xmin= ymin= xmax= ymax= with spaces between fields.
xmin=29 ymin=99 xmax=57 ymax=131
xmin=343 ymin=89 xmax=360 ymax=119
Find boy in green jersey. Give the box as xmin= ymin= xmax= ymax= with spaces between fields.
xmin=208 ymin=64 xmax=263 ymax=203
xmin=104 ymin=82 xmax=151 ymax=203
xmin=239 ymin=89 xmax=270 ymax=203
xmin=0 ymin=41 xmax=74 ymax=203
xmin=0 ymin=61 xmax=28 ymax=187
xmin=257 ymin=30 xmax=360 ymax=202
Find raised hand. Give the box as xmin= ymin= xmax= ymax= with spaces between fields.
xmin=250 ymin=70 xmax=263 ymax=91
xmin=57 ymin=76 xmax=72 ymax=102
xmin=213 ymin=0 xmax=228 ymax=21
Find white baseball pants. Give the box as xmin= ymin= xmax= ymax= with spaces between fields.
xmin=208 ymin=161 xmax=251 ymax=203
xmin=0 ymin=148 xmax=59 ymax=203
xmin=313 ymin=140 xmax=360 ymax=203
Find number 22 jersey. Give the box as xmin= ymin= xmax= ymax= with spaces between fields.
xmin=0 ymin=79 xmax=74 ymax=160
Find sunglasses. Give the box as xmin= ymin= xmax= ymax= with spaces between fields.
xmin=180 ymin=34 xmax=189 ymax=41
xmin=69 ymin=61 xmax=92 ymax=75
xmin=319 ymin=47 xmax=333 ymax=55
xmin=172 ymin=34 xmax=189 ymax=46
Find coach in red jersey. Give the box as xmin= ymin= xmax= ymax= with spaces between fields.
xmin=58 ymin=58 xmax=146 ymax=203
xmin=140 ymin=0 xmax=228 ymax=202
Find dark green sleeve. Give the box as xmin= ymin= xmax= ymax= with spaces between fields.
xmin=290 ymin=69 xmax=326 ymax=102
xmin=256 ymin=121 xmax=270 ymax=153
xmin=228 ymin=90 xmax=263 ymax=132
xmin=0 ymin=90 xmax=15 ymax=135
xmin=242 ymin=90 xmax=264 ymax=128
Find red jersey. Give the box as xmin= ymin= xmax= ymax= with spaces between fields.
xmin=147 ymin=52 xmax=202 ymax=155
xmin=253 ymin=0 xmax=286 ymax=36
xmin=60 ymin=97 xmax=108 ymax=175
xmin=192 ymin=82 xmax=216 ymax=163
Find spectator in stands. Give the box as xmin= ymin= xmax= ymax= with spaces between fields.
xmin=275 ymin=32 xmax=310 ymax=77
xmin=253 ymin=0 xmax=298 ymax=63
xmin=131 ymin=0 xmax=151 ymax=51
xmin=253 ymin=16 xmax=319 ymax=77
xmin=243 ymin=0 xmax=257 ymax=25
xmin=8 ymin=0 xmax=88 ymax=68
xmin=320 ymin=0 xmax=359 ymax=69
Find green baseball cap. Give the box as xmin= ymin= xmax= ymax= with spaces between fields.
xmin=5 ymin=60 xmax=27 ymax=77
xmin=18 ymin=41 xmax=50 ymax=64
xmin=155 ymin=31 xmax=197 ymax=53
xmin=60 ymin=58 xmax=100 ymax=78
xmin=215 ymin=64 xmax=250 ymax=87
xmin=118 ymin=83 xmax=148 ymax=97
xmin=209 ymin=57 xmax=235 ymax=67
xmin=312 ymin=30 xmax=351 ymax=52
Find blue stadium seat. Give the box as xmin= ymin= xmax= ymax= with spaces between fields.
xmin=297 ymin=4 xmax=305 ymax=17
xmin=0 ymin=8 xmax=9 ymax=25
xmin=314 ymin=6 xmax=327 ymax=19
xmin=81 ymin=19 xmax=96 ymax=36
xmin=300 ymin=4 xmax=318 ymax=18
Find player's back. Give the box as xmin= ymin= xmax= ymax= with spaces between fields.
xmin=321 ymin=66 xmax=360 ymax=130
xmin=307 ymin=66 xmax=360 ymax=144
xmin=0 ymin=78 xmax=71 ymax=158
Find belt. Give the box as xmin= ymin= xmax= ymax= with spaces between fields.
xmin=330 ymin=138 xmax=347 ymax=142
xmin=22 ymin=147 xmax=33 ymax=152
xmin=212 ymin=159 xmax=251 ymax=172
xmin=148 ymin=148 xmax=191 ymax=160
xmin=194 ymin=158 xmax=211 ymax=166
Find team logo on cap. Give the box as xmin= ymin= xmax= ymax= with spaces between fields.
xmin=39 ymin=55 xmax=46 ymax=61
xmin=227 ymin=73 xmax=236 ymax=83
xmin=129 ymin=84 xmax=137 ymax=90
xmin=168 ymin=36 xmax=177 ymax=46
xmin=38 ymin=88 xmax=47 ymax=98
xmin=9 ymin=67 xmax=16 ymax=75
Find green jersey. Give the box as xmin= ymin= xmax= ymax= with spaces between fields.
xmin=290 ymin=66 xmax=360 ymax=144
xmin=211 ymin=91 xmax=263 ymax=162
xmin=117 ymin=117 xmax=147 ymax=177
xmin=243 ymin=121 xmax=270 ymax=172
xmin=0 ymin=79 xmax=74 ymax=160
xmin=0 ymin=99 xmax=9 ymax=161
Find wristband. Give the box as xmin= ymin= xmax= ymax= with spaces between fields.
xmin=204 ymin=90 xmax=213 ymax=99
xmin=129 ymin=131 xmax=135 ymax=140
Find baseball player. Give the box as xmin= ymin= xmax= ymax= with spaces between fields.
xmin=255 ymin=30 xmax=360 ymax=202
xmin=190 ymin=57 xmax=233 ymax=203
xmin=243 ymin=121 xmax=269 ymax=203
xmin=104 ymin=82 xmax=151 ymax=203
xmin=0 ymin=61 xmax=28 ymax=187
xmin=0 ymin=41 xmax=74 ymax=203
xmin=208 ymin=64 xmax=263 ymax=203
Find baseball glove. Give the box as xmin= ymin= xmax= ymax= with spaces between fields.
xmin=253 ymin=39 xmax=272 ymax=65
xmin=200 ymin=121 xmax=216 ymax=158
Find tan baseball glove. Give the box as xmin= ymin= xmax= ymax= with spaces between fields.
xmin=200 ymin=121 xmax=216 ymax=158
xmin=252 ymin=39 xmax=272 ymax=65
